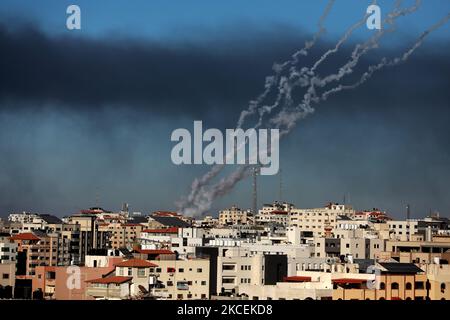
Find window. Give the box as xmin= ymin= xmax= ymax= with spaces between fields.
xmin=441 ymin=283 xmax=446 ymax=291
xmin=197 ymin=268 xmax=202 ymax=273
xmin=201 ymin=281 xmax=207 ymax=286
xmin=137 ymin=268 xmax=145 ymax=277
xmin=391 ymin=282 xmax=399 ymax=289
xmin=223 ymin=264 xmax=235 ymax=271
xmin=379 ymin=282 xmax=386 ymax=290
xmin=128 ymin=268 xmax=132 ymax=276
xmin=2 ymin=273 xmax=9 ymax=279
xmin=178 ymin=268 xmax=184 ymax=273
xmin=167 ymin=281 xmax=173 ymax=286
xmin=346 ymin=243 xmax=350 ymax=248
xmin=406 ymin=282 xmax=412 ymax=290
xmin=156 ymin=268 xmax=162 ymax=273
xmin=415 ymin=281 xmax=424 ymax=289
xmin=222 ymin=278 xmax=235 ymax=284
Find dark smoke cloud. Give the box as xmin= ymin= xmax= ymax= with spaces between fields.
xmin=0 ymin=21 xmax=449 ymax=218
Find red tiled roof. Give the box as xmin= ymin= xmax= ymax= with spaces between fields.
xmin=332 ymin=278 xmax=367 ymax=284
xmin=10 ymin=233 xmax=40 ymax=241
xmin=142 ymin=227 xmax=178 ymax=234
xmin=121 ymin=223 xmax=143 ymax=227
xmin=283 ymin=276 xmax=312 ymax=282
xmin=115 ymin=258 xmax=158 ymax=268
xmin=152 ymin=211 xmax=179 ymax=217
xmin=86 ymin=276 xmax=132 ymax=284
xmin=135 ymin=249 xmax=175 ymax=255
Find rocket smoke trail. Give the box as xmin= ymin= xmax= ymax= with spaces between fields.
xmin=178 ymin=1 xmax=448 ymax=217
xmin=176 ymin=0 xmax=336 ymax=213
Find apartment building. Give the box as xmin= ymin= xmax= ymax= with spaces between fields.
xmin=420 ymin=262 xmax=450 ymax=300
xmin=140 ymin=227 xmax=179 ymax=249
xmin=11 ymin=231 xmax=71 ymax=276
xmin=0 ymin=232 xmax=17 ymax=263
xmin=290 ymin=203 xmax=355 ymax=237
xmin=217 ymin=252 xmax=265 ymax=293
xmin=65 ymin=214 xmax=110 ymax=265
xmin=102 ymin=222 xmax=145 ymax=249
xmin=88 ymin=257 xmax=209 ymax=300
xmin=379 ymin=238 xmax=450 ymax=264
xmin=332 ymin=263 xmax=428 ymax=300
xmin=0 ymin=262 xmax=15 ymax=289
xmin=149 ymin=258 xmax=210 ymax=300
xmin=237 ymin=276 xmax=333 ymax=300
xmin=256 ymin=202 xmax=293 ymax=226
xmin=387 ymin=220 xmax=419 ymax=241
xmin=313 ymin=237 xmax=385 ymax=260
xmin=218 ymin=206 xmax=252 ymax=226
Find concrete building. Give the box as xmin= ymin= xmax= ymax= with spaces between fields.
xmin=102 ymin=222 xmax=145 ymax=250
xmin=149 ymin=258 xmax=210 ymax=300
xmin=290 ymin=203 xmax=355 ymax=237
xmin=237 ymin=276 xmax=332 ymax=300
xmin=332 ymin=263 xmax=428 ymax=300
xmin=387 ymin=220 xmax=419 ymax=241
xmin=256 ymin=202 xmax=293 ymax=226
xmin=219 ymin=206 xmax=252 ymax=226
xmin=0 ymin=232 xmax=17 ymax=264
xmin=0 ymin=262 xmax=15 ymax=290
xmin=11 ymin=232 xmax=71 ymax=276
xmin=65 ymin=214 xmax=110 ymax=265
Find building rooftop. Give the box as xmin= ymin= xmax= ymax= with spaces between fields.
xmin=38 ymin=214 xmax=63 ymax=224
xmin=142 ymin=227 xmax=178 ymax=234
xmin=150 ymin=216 xmax=190 ymax=228
xmin=10 ymin=232 xmax=41 ymax=241
xmin=115 ymin=258 xmax=158 ymax=268
xmin=378 ymin=262 xmax=424 ymax=274
xmin=86 ymin=276 xmax=132 ymax=284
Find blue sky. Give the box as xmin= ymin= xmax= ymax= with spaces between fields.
xmin=1 ymin=0 xmax=449 ymax=41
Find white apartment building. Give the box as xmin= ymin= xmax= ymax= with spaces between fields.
xmin=170 ymin=228 xmax=206 ymax=258
xmin=237 ymin=276 xmax=333 ymax=300
xmin=217 ymin=252 xmax=265 ymax=292
xmin=387 ymin=220 xmax=419 ymax=241
xmin=218 ymin=206 xmax=252 ymax=226
xmin=255 ymin=202 xmax=293 ymax=226
xmin=149 ymin=259 xmax=210 ymax=300
xmin=313 ymin=237 xmax=385 ymax=260
xmin=8 ymin=212 xmax=40 ymax=223
xmin=0 ymin=233 xmax=18 ymax=264
xmin=289 ymin=203 xmax=356 ymax=237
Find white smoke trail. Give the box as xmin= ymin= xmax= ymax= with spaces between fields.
xmin=236 ymin=0 xmax=336 ymax=129
xmin=177 ymin=1 xmax=336 ymax=214
xmin=321 ymin=12 xmax=450 ymax=100
xmin=179 ymin=1 xmax=446 ymax=217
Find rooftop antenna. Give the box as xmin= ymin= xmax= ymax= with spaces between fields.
xmin=406 ymin=204 xmax=410 ymax=220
